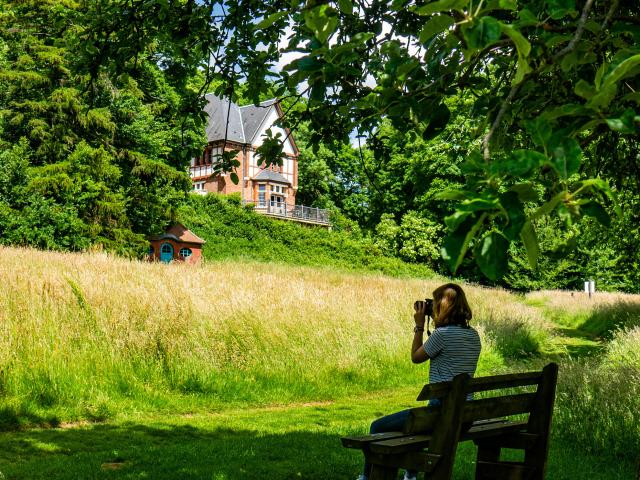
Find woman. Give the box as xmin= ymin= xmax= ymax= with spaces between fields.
xmin=357 ymin=283 xmax=481 ymax=480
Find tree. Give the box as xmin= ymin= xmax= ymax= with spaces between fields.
xmin=0 ymin=0 xmax=204 ymax=253
xmin=72 ymin=0 xmax=640 ymax=278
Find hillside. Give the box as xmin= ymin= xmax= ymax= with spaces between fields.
xmin=176 ymin=193 xmax=435 ymax=278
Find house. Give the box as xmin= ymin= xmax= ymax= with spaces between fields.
xmin=190 ymin=95 xmax=330 ymax=226
xmin=190 ymin=95 xmax=299 ymax=207
xmin=148 ymin=223 xmax=205 ymax=264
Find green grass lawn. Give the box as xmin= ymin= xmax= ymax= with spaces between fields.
xmin=0 ymin=387 xmax=634 ymax=480
xmin=1 ymin=249 xmax=638 ymax=479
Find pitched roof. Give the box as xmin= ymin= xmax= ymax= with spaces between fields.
xmin=253 ymin=169 xmax=291 ymax=184
xmin=239 ymin=99 xmax=277 ymax=143
xmin=149 ymin=223 xmax=206 ymax=245
xmin=203 ymin=95 xmax=245 ymax=143
xmin=203 ymin=95 xmax=278 ymax=145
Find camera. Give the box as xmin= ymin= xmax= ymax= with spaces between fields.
xmin=414 ymin=298 xmax=434 ymax=317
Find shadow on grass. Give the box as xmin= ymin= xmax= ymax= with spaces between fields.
xmin=0 ymin=421 xmax=635 ymax=480
xmin=0 ymin=422 xmax=363 ymax=480
xmin=553 ymin=327 xmax=604 ymax=357
xmin=578 ymin=299 xmax=640 ymax=338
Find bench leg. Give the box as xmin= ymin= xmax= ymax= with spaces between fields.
xmin=475 ymin=444 xmax=500 ymax=480
xmin=369 ymin=464 xmax=398 ymax=480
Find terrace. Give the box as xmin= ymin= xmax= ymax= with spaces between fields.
xmin=242 ymin=200 xmax=331 ymax=227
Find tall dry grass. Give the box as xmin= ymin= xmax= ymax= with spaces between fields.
xmin=0 ymin=246 xmax=551 ymax=426
xmin=527 ymin=289 xmax=640 ymax=336
xmin=529 ymin=292 xmax=640 ymax=458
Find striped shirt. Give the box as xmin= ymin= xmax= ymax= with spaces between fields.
xmin=423 ymin=325 xmax=481 ymax=397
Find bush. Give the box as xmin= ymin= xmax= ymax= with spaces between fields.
xmin=374 ymin=211 xmax=442 ymax=267
xmin=177 ymin=193 xmax=436 ymax=278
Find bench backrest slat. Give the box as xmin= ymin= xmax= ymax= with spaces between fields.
xmin=416 ymin=371 xmax=543 ymax=401
xmin=460 ymin=393 xmax=536 ymax=423
xmin=404 ymin=392 xmax=537 ymax=434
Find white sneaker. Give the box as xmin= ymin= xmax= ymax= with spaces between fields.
xmin=403 ymin=473 xmax=417 ymax=480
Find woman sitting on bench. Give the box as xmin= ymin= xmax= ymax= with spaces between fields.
xmin=357 ymin=283 xmax=481 ymax=480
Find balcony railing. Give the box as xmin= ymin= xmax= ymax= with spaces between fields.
xmin=190 ymin=165 xmax=214 ymax=178
xmin=243 ymin=201 xmax=330 ymax=226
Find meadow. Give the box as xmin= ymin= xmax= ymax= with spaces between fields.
xmin=0 ymin=247 xmax=638 ymax=478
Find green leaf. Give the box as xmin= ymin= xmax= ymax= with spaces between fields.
xmin=500 ymin=24 xmax=532 ymax=84
xmin=230 ymin=172 xmax=239 ymax=184
xmin=304 ymin=5 xmax=338 ymax=44
xmin=499 ymin=0 xmax=517 ymax=10
xmin=492 ymin=149 xmax=544 ymax=176
xmin=422 ymin=103 xmax=451 ymax=140
xmin=601 ymin=54 xmax=640 ymax=89
xmin=444 ymin=210 xmax=472 ymax=231
xmin=517 ymin=9 xmax=539 ymax=27
xmin=473 ymin=231 xmax=509 ymax=280
xmin=464 ymin=16 xmax=502 ymax=49
xmin=500 ymin=192 xmax=526 ymax=241
xmin=541 ymin=103 xmax=589 ymax=120
xmin=545 ymin=0 xmax=576 ymax=19
xmin=500 ymin=24 xmax=531 ymax=57
xmin=441 ymin=213 xmax=487 ymax=273
xmin=574 ymin=79 xmax=595 ymax=100
xmin=434 ymin=189 xmax=468 ymax=201
xmin=523 ymin=117 xmax=552 ymax=147
xmin=586 ymin=83 xmax=618 ymax=110
xmin=482 ymin=0 xmax=516 ymax=11
xmin=577 ymin=179 xmax=622 ymax=219
xmin=458 ymin=197 xmax=500 ymax=212
xmin=513 ymin=55 xmax=533 ymax=84
xmin=336 ymin=0 xmax=353 ymax=15
xmin=391 ymin=0 xmax=410 ymax=11
xmin=581 ymin=201 xmax=611 ymax=227
xmin=606 ymin=109 xmax=638 ymax=134
xmin=520 ymin=220 xmax=539 ymax=270
xmin=256 ymin=11 xmax=288 ymax=30
xmin=548 ymin=136 xmax=582 ymax=179
xmin=419 ymin=15 xmax=455 ymax=44
xmin=594 ymin=61 xmax=607 ymax=90
xmin=509 ymin=183 xmax=540 ymax=202
xmin=414 ymin=0 xmax=467 ymax=16
xmin=531 ymin=191 xmax=566 ymax=220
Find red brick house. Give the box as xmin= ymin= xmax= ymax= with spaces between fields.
xmin=148 ymin=223 xmax=205 ymax=264
xmin=190 ymin=96 xmax=299 ymax=209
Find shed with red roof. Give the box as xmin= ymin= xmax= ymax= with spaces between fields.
xmin=148 ymin=223 xmax=205 ymax=264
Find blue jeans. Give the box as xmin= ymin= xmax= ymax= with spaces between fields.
xmin=362 ymin=400 xmax=441 ymax=479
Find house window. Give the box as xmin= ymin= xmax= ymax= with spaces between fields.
xmin=258 ymin=184 xmax=266 ymax=205
xmin=179 ymin=248 xmax=192 ymax=258
xmin=193 ymin=181 xmax=205 ymax=192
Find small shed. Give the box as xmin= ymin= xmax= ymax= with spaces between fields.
xmin=148 ymin=223 xmax=206 ymax=264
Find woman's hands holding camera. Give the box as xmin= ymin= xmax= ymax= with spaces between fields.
xmin=413 ymin=301 xmax=427 ymax=328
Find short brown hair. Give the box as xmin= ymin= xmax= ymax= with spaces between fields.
xmin=432 ymin=283 xmax=472 ymax=328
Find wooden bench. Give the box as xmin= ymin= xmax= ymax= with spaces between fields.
xmin=342 ymin=363 xmax=558 ymax=480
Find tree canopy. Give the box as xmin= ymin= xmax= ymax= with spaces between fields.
xmin=70 ymin=0 xmax=639 ymax=278
xmin=0 ymin=0 xmax=204 ymax=253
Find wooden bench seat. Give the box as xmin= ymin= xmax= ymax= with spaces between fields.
xmin=341 ymin=363 xmax=558 ymax=479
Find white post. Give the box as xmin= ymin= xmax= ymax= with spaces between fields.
xmin=589 ymin=280 xmax=595 ymax=298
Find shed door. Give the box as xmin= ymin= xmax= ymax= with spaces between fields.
xmin=160 ymin=243 xmax=174 ymax=263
